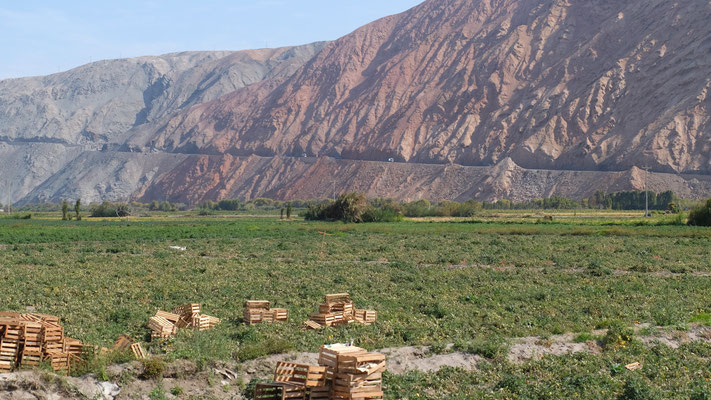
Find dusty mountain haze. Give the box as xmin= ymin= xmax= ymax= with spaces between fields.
xmin=3 ymin=0 xmax=711 ymax=205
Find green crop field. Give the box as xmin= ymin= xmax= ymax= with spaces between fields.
xmin=1 ymin=212 xmax=710 ymax=398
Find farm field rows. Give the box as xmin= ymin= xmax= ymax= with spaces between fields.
xmin=1 ymin=213 xmax=710 ymax=398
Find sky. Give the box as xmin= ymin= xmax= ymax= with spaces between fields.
xmin=0 ymin=0 xmax=423 ymax=80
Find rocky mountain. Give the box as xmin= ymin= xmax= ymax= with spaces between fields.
xmin=5 ymin=0 xmax=711 ymax=205
xmin=0 ymin=43 xmax=327 ymax=205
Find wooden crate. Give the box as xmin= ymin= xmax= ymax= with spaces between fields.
xmin=244 ymin=308 xmax=264 ymax=325
xmin=325 ymin=294 xmax=351 ymax=305
xmin=354 ymin=310 xmax=377 ymax=324
xmin=20 ymin=347 xmax=43 ymax=367
xmin=63 ymin=337 xmax=83 ymax=355
xmin=310 ymin=314 xmax=335 ymax=327
xmin=42 ymin=323 xmax=64 ymax=343
xmin=192 ymin=314 xmax=220 ymax=331
xmin=2 ymin=321 xmax=23 ymax=341
xmin=255 ymin=382 xmax=306 ymax=400
xmin=246 ymin=300 xmax=271 ymax=310
xmin=308 ymin=386 xmax=331 ymax=400
xmin=334 ymin=372 xmax=382 ymax=393
xmin=0 ymin=339 xmax=19 ymax=370
xmin=173 ymin=303 xmax=201 ymax=318
xmin=113 ymin=334 xmax=133 ymax=351
xmin=0 ymin=360 xmax=12 ymax=373
xmin=274 ymin=362 xmax=328 ymax=388
xmin=45 ymin=352 xmax=70 ymax=373
xmin=332 ymin=391 xmax=384 ymax=400
xmin=338 ymin=353 xmax=386 ymax=375
xmin=272 ymin=308 xmax=289 ymax=322
xmin=148 ymin=316 xmax=176 ymax=338
xmin=318 ymin=345 xmax=367 ymax=371
xmin=155 ymin=311 xmax=181 ymax=324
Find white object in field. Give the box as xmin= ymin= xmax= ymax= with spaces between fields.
xmin=169 ymin=246 xmax=187 ymax=251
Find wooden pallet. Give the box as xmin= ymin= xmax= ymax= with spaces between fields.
xmin=303 ymin=321 xmax=323 ymax=330
xmin=130 ymin=343 xmax=147 ymax=359
xmin=255 ymin=382 xmax=306 ymax=400
xmin=274 ymin=362 xmax=328 ymax=388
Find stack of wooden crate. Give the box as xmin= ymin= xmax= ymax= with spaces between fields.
xmin=0 ymin=312 xmax=83 ymax=374
xmin=306 ymin=294 xmax=377 ymax=330
xmin=243 ymin=301 xmax=289 ymax=325
xmin=256 ymin=344 xmax=386 ymax=400
xmin=147 ymin=303 xmax=221 ymax=340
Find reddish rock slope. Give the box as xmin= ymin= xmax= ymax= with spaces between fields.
xmin=147 ymin=0 xmax=711 ymax=179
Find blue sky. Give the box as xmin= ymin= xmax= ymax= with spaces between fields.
xmin=0 ymin=0 xmax=423 ymax=80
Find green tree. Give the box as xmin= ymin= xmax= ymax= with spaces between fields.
xmin=61 ymin=200 xmax=69 ymax=221
xmin=280 ymin=208 xmax=285 ymax=219
xmin=286 ymin=203 xmax=292 ymax=219
xmin=74 ymin=199 xmax=82 ymax=221
xmin=688 ymin=198 xmax=711 ymax=226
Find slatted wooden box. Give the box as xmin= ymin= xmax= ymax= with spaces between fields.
xmin=318 ymin=345 xmax=367 ymax=372
xmin=173 ymin=303 xmax=201 ymax=318
xmin=353 ymin=310 xmax=377 ymax=325
xmin=307 ymin=386 xmax=331 ymax=400
xmin=333 ymin=372 xmax=383 ymax=394
xmin=274 ymin=362 xmax=328 ymax=388
xmin=338 ymin=353 xmax=386 ymax=375
xmin=255 ymin=382 xmax=306 ymax=400
xmin=42 ymin=323 xmax=64 ymax=343
xmin=45 ymin=352 xmax=70 ymax=373
xmin=21 ymin=347 xmax=43 ymax=366
xmin=272 ymin=308 xmax=289 ymax=322
xmin=310 ymin=314 xmax=336 ymax=327
xmin=331 ymin=391 xmax=384 ymax=400
xmin=63 ymin=337 xmax=84 ymax=355
xmin=244 ymin=308 xmax=265 ymax=325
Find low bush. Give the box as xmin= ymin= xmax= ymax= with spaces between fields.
xmin=603 ymin=321 xmax=634 ymax=350
xmin=688 ymin=198 xmax=711 ymax=226
xmin=90 ymin=202 xmax=131 ymax=218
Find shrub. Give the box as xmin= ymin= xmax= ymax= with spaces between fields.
xmin=304 ymin=193 xmax=367 ymax=223
xmin=361 ymin=207 xmax=403 ymax=222
xmin=603 ymin=321 xmax=634 ymax=350
xmin=140 ymin=358 xmax=165 ymax=380
xmin=688 ymin=198 xmax=711 ymax=226
xmin=90 ymin=202 xmax=131 ymax=218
